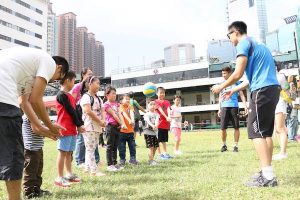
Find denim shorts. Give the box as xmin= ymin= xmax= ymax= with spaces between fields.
xmin=57 ymin=135 xmax=77 ymax=152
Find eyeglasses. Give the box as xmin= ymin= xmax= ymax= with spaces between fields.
xmin=227 ymin=31 xmax=234 ymax=39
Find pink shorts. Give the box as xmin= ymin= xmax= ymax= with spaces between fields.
xmin=171 ymin=127 xmax=182 ymax=141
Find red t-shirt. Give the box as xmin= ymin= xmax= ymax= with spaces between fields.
xmin=155 ymin=99 xmax=171 ymax=129
xmin=56 ymin=92 xmax=77 ymax=136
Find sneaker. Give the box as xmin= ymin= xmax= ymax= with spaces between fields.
xmin=175 ymin=150 xmax=183 ymax=155
xmin=54 ymin=177 xmax=71 ymax=188
xmin=149 ymin=160 xmax=159 ymax=166
xmin=90 ymin=171 xmax=106 ymax=177
xmin=65 ymin=174 xmax=81 ymax=183
xmin=221 ymin=145 xmax=228 ymax=152
xmin=24 ymin=192 xmax=40 ymax=199
xmin=250 ymin=170 xmax=262 ymax=180
xmin=233 ymin=146 xmax=239 ymax=152
xmin=164 ymin=154 xmax=173 ymax=159
xmin=129 ymin=159 xmax=139 ymax=165
xmin=107 ymin=165 xmax=118 ymax=172
xmin=272 ymin=153 xmax=288 ymax=161
xmin=38 ymin=189 xmax=52 ymax=197
xmin=114 ymin=164 xmax=124 ymax=170
xmin=244 ymin=174 xmax=278 ymax=187
xmin=159 ymin=154 xmax=169 ymax=160
xmin=119 ymin=160 xmax=126 ymax=166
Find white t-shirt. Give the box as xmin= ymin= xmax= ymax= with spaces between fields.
xmin=80 ymin=93 xmax=103 ymax=133
xmin=0 ymin=46 xmax=56 ymax=107
xmin=170 ymin=105 xmax=182 ymax=128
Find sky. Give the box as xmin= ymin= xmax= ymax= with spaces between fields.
xmin=51 ymin=0 xmax=300 ymax=76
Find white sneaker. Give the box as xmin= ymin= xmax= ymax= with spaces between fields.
xmin=149 ymin=160 xmax=159 ymax=166
xmin=175 ymin=150 xmax=183 ymax=155
xmin=107 ymin=165 xmax=118 ymax=172
xmin=272 ymin=153 xmax=288 ymax=160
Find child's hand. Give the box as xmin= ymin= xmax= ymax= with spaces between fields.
xmin=32 ymin=124 xmax=59 ymax=141
xmin=78 ymin=126 xmax=85 ymax=133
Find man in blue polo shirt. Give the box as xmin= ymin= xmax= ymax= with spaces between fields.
xmin=212 ymin=21 xmax=280 ymax=187
xmin=218 ymin=66 xmax=247 ymax=153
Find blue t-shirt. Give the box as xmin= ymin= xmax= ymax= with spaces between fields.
xmin=236 ymin=37 xmax=279 ymax=92
xmin=221 ymin=81 xmax=240 ymax=108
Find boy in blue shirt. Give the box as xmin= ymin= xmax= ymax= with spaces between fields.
xmin=218 ymin=66 xmax=247 ymax=153
xmin=212 ymin=21 xmax=279 ymax=187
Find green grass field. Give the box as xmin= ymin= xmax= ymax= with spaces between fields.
xmin=1 ymin=129 xmax=300 ymax=200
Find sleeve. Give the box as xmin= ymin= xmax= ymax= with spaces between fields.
xmin=236 ymin=39 xmax=251 ymax=58
xmin=80 ymin=94 xmax=91 ymax=106
xmin=103 ymin=102 xmax=111 ymax=112
xmin=119 ymin=105 xmax=125 ymax=113
xmin=134 ymin=100 xmax=140 ymax=107
xmin=56 ymin=93 xmax=83 ymax=127
xmin=36 ymin=55 xmax=56 ymax=83
xmin=166 ymin=100 xmax=171 ymax=109
xmin=71 ymin=83 xmax=81 ymax=95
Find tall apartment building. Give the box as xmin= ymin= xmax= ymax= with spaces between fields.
xmin=227 ymin=0 xmax=268 ymax=43
xmin=87 ymin=32 xmax=96 ymax=73
xmin=95 ymin=41 xmax=105 ymax=77
xmin=0 ymin=0 xmax=48 ymax=50
xmin=76 ymin=26 xmax=89 ymax=73
xmin=57 ymin=12 xmax=77 ymax=71
xmin=164 ymin=43 xmax=195 ymax=66
xmin=47 ymin=2 xmax=58 ymax=56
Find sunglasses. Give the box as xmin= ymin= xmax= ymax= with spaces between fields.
xmin=227 ymin=31 xmax=234 ymax=39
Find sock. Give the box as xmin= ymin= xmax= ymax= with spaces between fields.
xmin=223 ymin=142 xmax=226 ymax=146
xmin=234 ymin=143 xmax=238 ymax=147
xmin=262 ymin=166 xmax=274 ymax=180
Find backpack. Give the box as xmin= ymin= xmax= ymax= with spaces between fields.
xmin=76 ymin=93 xmax=102 ymax=120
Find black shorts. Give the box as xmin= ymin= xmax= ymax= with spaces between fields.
xmin=144 ymin=135 xmax=159 ymax=148
xmin=0 ymin=116 xmax=24 ymax=180
xmin=220 ymin=107 xmax=239 ymax=130
xmin=134 ymin=120 xmax=139 ymax=133
xmin=157 ymin=128 xmax=169 ymax=143
xmin=248 ymin=85 xmax=280 ymax=139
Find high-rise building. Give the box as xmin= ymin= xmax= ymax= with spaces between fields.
xmin=227 ymin=0 xmax=268 ymax=43
xmin=76 ymin=26 xmax=89 ymax=73
xmin=58 ymin=12 xmax=77 ymax=71
xmin=87 ymin=32 xmax=96 ymax=73
xmin=47 ymin=2 xmax=58 ymax=56
xmin=95 ymin=41 xmax=105 ymax=77
xmin=164 ymin=43 xmax=195 ymax=66
xmin=207 ymin=39 xmax=236 ymax=63
xmin=0 ymin=0 xmax=48 ymax=50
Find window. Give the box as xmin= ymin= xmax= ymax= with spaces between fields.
xmin=0 ymin=34 xmax=11 ymax=42
xmin=196 ymin=95 xmax=202 ymax=105
xmin=249 ymin=0 xmax=254 ymax=7
xmin=14 ymin=39 xmax=29 ymax=47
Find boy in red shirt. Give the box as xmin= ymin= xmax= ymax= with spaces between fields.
xmin=55 ymin=71 xmax=85 ymax=187
xmin=155 ymin=87 xmax=172 ymax=160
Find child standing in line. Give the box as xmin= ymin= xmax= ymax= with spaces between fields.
xmin=55 ymin=71 xmax=85 ymax=187
xmin=22 ymin=116 xmax=51 ymax=199
xmin=155 ymin=87 xmax=172 ymax=160
xmin=80 ymin=76 xmax=106 ymax=176
xmin=143 ymin=100 xmax=160 ymax=165
xmin=118 ymin=94 xmax=139 ymax=165
xmin=103 ymin=86 xmax=127 ymax=172
xmin=170 ymin=95 xmax=183 ymax=155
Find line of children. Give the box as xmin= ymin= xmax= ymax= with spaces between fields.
xmin=55 ymin=71 xmax=85 ymax=187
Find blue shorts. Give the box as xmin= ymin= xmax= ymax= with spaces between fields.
xmin=57 ymin=135 xmax=76 ymax=152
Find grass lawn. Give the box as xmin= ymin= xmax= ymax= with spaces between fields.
xmin=1 ymin=128 xmax=300 ymax=200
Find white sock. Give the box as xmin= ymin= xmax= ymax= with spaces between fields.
xmin=262 ymin=166 xmax=274 ymax=180
xmin=234 ymin=143 xmax=238 ymax=147
xmin=223 ymin=142 xmax=226 ymax=146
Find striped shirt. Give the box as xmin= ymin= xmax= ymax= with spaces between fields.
xmin=22 ymin=115 xmax=44 ymax=151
